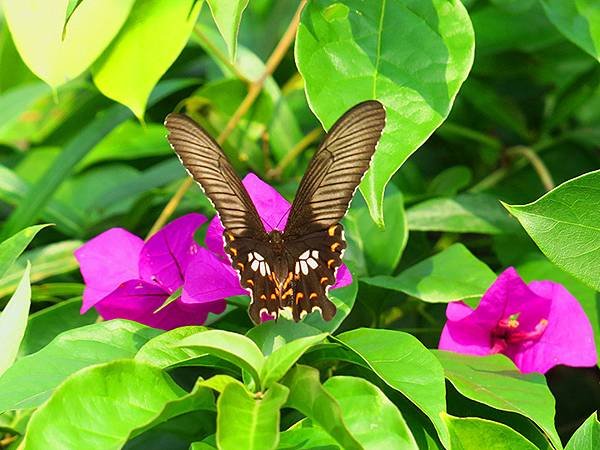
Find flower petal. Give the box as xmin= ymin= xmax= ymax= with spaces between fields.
xmin=139 ymin=213 xmax=207 ymax=293
xmin=439 ymin=302 xmax=494 ymax=355
xmin=181 ymin=247 xmax=247 ymax=305
xmin=205 ymin=173 xmax=291 ymax=257
xmin=332 ymin=264 xmax=352 ymax=289
xmin=509 ymin=280 xmax=597 ymax=373
xmin=94 ymin=280 xmax=222 ymax=330
xmin=74 ymin=228 xmax=143 ymax=313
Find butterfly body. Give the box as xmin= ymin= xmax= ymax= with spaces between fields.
xmin=166 ymin=100 xmax=385 ymax=323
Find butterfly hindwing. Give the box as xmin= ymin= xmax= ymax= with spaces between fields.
xmin=283 ymin=223 xmax=346 ymax=321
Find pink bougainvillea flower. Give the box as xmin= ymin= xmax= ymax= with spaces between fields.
xmin=204 ymin=173 xmax=353 ymax=291
xmin=439 ymin=267 xmax=597 ymax=373
xmin=75 ymin=213 xmax=244 ymax=330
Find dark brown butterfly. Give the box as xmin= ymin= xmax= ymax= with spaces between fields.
xmin=165 ymin=100 xmax=385 ymax=323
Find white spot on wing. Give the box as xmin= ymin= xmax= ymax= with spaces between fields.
xmin=311 ymin=250 xmax=319 ymax=259
xmin=251 ymin=260 xmax=260 ymax=271
xmin=295 ymin=261 xmax=300 ymax=274
xmin=299 ymin=250 xmax=310 ymax=259
xmin=248 ymin=253 xmax=254 ymax=261
xmin=259 ymin=262 xmax=266 ymax=276
xmin=300 ymin=261 xmax=309 ymax=275
xmin=307 ymin=258 xmax=318 ymax=269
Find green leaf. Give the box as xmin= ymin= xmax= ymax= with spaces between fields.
xmin=362 ymin=244 xmax=496 ymax=303
xmin=504 ymin=170 xmax=600 ymax=291
xmin=296 ymin=0 xmax=474 ymax=224
xmin=336 ymin=328 xmax=449 ymax=448
xmin=0 ymin=263 xmax=30 ymax=376
xmin=324 ymin=376 xmax=418 ymax=450
xmin=92 ymin=0 xmax=202 ymax=119
xmin=303 ymin=279 xmax=358 ymax=333
xmin=428 ymin=166 xmax=472 ymax=197
xmin=0 ymin=240 xmax=81 ymax=298
xmin=0 ymin=224 xmax=49 ymax=279
xmin=216 ymin=382 xmax=288 ymax=450
xmin=76 ymin=121 xmax=172 ymax=171
xmin=206 ymin=0 xmax=249 ymax=61
xmin=344 ymin=187 xmax=407 ymax=276
xmin=407 ymin=194 xmax=518 ymax=234
xmin=566 ymin=413 xmax=600 ymax=450
xmin=540 ymin=0 xmax=600 ymax=62
xmin=433 ymin=351 xmax=561 ymax=450
xmin=19 ymin=298 xmax=97 ymax=357
xmin=0 ymin=83 xmax=50 ymax=143
xmin=0 ymin=319 xmax=160 ymax=411
xmin=443 ymin=414 xmax=538 ymax=450
xmin=281 ymin=365 xmax=362 ymax=450
xmin=260 ymin=333 xmax=328 ymax=388
xmin=178 ymin=329 xmax=265 ymax=389
xmin=22 ymin=360 xmax=212 ymax=450
xmin=3 ymin=0 xmax=135 ymax=88
xmin=247 ymin=319 xmax=323 ymax=355
xmin=136 ymin=326 xmax=208 ymax=368
xmin=278 ymin=426 xmax=339 ymax=449
xmin=0 ymin=79 xmax=190 ymax=239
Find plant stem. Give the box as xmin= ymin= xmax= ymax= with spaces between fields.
xmin=506 ymin=145 xmax=555 ymax=191
xmin=267 ymin=127 xmax=323 ymax=180
xmin=146 ymin=0 xmax=307 ymax=238
xmin=193 ymin=25 xmax=248 ymax=82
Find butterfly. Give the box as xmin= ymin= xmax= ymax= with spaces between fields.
xmin=165 ymin=100 xmax=385 ymax=323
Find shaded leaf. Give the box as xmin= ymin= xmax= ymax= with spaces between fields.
xmin=362 ymin=244 xmax=496 ymax=303
xmin=206 ymin=0 xmax=249 ymax=61
xmin=566 ymin=413 xmax=600 ymax=450
xmin=0 ymin=224 xmax=49 ymax=279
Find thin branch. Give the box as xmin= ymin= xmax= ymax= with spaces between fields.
xmin=267 ymin=127 xmax=323 ymax=180
xmin=193 ymin=25 xmax=248 ymax=82
xmin=506 ymin=145 xmax=555 ymax=191
xmin=146 ymin=0 xmax=307 ymax=238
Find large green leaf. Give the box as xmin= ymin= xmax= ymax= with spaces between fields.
xmin=504 ymin=170 xmax=600 ymax=291
xmin=178 ymin=329 xmax=265 ymax=389
xmin=296 ymin=0 xmax=474 ymax=224
xmin=0 ymin=224 xmax=48 ymax=279
xmin=3 ymin=0 xmax=135 ymax=87
xmin=362 ymin=244 xmax=496 ymax=303
xmin=443 ymin=415 xmax=538 ymax=450
xmin=281 ymin=365 xmax=361 ymax=450
xmin=324 ymin=376 xmax=418 ymax=450
xmin=566 ymin=413 xmax=600 ymax=450
xmin=278 ymin=425 xmax=339 ymax=449
xmin=260 ymin=333 xmax=328 ymax=389
xmin=92 ymin=0 xmax=202 ymax=119
xmin=216 ymin=382 xmax=288 ymax=450
xmin=247 ymin=319 xmax=324 ymax=355
xmin=0 ymin=264 xmax=30 ymax=376
xmin=206 ymin=0 xmax=249 ymax=61
xmin=0 ymin=79 xmax=191 ymax=239
xmin=540 ymin=1 xmax=600 ymax=62
xmin=433 ymin=351 xmax=561 ymax=450
xmin=22 ymin=360 xmax=212 ymax=450
xmin=0 ymin=240 xmax=81 ymax=298
xmin=136 ymin=326 xmax=208 ymax=368
xmin=344 ymin=187 xmax=407 ymax=276
xmin=407 ymin=194 xmax=518 ymax=234
xmin=18 ymin=297 xmax=97 ymax=357
xmin=0 ymin=320 xmax=160 ymax=411
xmin=336 ymin=328 xmax=449 ymax=448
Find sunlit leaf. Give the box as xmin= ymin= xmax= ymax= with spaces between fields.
xmin=566 ymin=412 xmax=600 ymax=450
xmin=0 ymin=224 xmax=49 ymax=279
xmin=504 ymin=170 xmax=600 ymax=291
xmin=296 ymin=0 xmax=474 ymax=224
xmin=206 ymin=0 xmax=249 ymax=61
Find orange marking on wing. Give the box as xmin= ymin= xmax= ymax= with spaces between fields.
xmin=229 ymin=247 xmax=238 ymax=257
xmin=295 ymin=292 xmax=304 ymax=304
xmin=283 ymin=272 xmax=293 ymax=288
xmin=246 ymin=279 xmax=254 ymax=287
xmin=330 ymin=242 xmax=341 ymax=252
xmin=282 ymin=288 xmax=293 ymax=299
xmin=327 ymin=259 xmax=336 ymax=269
xmin=225 ymin=232 xmax=235 ymax=241
xmin=260 ymin=294 xmax=267 ymax=300
xmin=270 ymin=293 xmax=277 ymax=301
xmin=309 ymin=292 xmax=318 ymax=300
xmin=328 ymin=225 xmax=337 ymax=236
xmin=237 ymin=262 xmax=244 ymax=271
xmin=320 ymin=276 xmax=329 ymax=285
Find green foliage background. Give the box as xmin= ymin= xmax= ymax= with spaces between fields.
xmin=0 ymin=0 xmax=599 ymax=449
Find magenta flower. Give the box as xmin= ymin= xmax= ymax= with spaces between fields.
xmin=75 ymin=213 xmax=244 ymax=330
xmin=204 ymin=173 xmax=352 ymax=290
xmin=439 ymin=267 xmax=597 ymax=373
